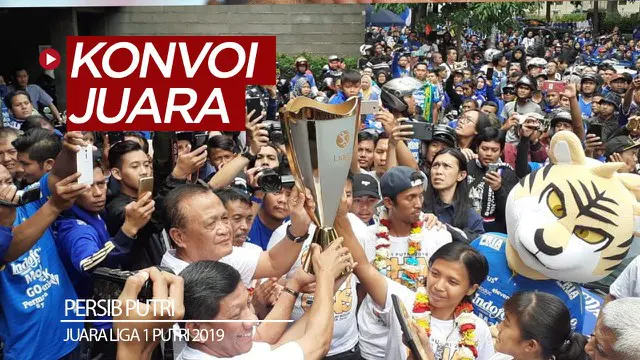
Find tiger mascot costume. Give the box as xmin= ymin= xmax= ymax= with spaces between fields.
xmin=471 ymin=131 xmax=640 ymax=334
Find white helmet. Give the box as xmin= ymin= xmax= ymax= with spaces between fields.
xmin=360 ymin=44 xmax=373 ymax=56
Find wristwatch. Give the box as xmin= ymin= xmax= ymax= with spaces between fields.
xmin=286 ymin=224 xmax=309 ymax=243
xmin=240 ymin=148 xmax=257 ymax=163
xmin=282 ymin=287 xmax=300 ymax=298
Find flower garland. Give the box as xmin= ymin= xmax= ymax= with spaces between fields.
xmin=413 ymin=289 xmax=479 ymax=360
xmin=374 ymin=210 xmax=425 ymax=291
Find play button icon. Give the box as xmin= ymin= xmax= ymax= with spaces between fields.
xmin=39 ymin=48 xmax=61 ymax=70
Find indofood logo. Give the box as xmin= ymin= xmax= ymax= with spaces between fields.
xmin=336 ymin=131 xmax=350 ymax=149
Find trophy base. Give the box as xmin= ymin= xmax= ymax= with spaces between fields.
xmin=302 ymin=227 xmax=338 ymax=275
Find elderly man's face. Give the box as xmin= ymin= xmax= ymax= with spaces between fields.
xmin=173 ymin=192 xmax=233 ymax=261
xmin=585 ymin=317 xmax=619 ymax=360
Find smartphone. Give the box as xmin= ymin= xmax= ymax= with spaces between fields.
xmin=360 ymin=100 xmax=381 ymax=115
xmin=76 ymin=146 xmax=94 ymax=185
xmin=404 ymin=121 xmax=433 ymax=141
xmin=392 ymin=294 xmax=428 ymax=360
xmin=193 ymin=133 xmax=208 ymax=149
xmin=542 ymin=80 xmax=566 ymax=94
xmin=137 ymin=176 xmax=154 ymax=200
xmin=108 ymin=131 xmax=124 ymax=145
xmin=486 ymin=67 xmax=494 ymax=81
xmin=587 ymin=123 xmax=603 ymax=139
xmin=246 ymin=97 xmax=263 ymax=121
xmin=487 ymin=163 xmax=499 ymax=173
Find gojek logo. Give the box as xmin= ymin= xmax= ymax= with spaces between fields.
xmin=66 ymin=36 xmax=276 ymax=132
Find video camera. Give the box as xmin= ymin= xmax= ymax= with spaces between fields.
xmin=257 ymin=168 xmax=295 ymax=193
xmin=91 ymin=266 xmax=175 ymax=303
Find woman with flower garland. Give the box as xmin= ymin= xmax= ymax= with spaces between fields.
xmin=336 ymin=202 xmax=494 ymax=360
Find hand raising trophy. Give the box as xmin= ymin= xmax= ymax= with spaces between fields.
xmin=281 ymin=96 xmax=361 ymax=274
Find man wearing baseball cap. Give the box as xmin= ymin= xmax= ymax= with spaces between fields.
xmin=605 ymin=136 xmax=640 ymax=174
xmin=354 ymin=166 xmax=451 ymax=360
xmin=351 ymin=173 xmax=381 ymax=226
xmin=585 ymin=92 xmax=622 ymax=142
xmin=609 ymin=73 xmax=630 ymax=95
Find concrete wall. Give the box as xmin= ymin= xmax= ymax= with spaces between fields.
xmin=103 ymin=5 xmax=366 ymax=56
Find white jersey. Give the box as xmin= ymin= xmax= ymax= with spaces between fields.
xmin=161 ymin=247 xmax=260 ymax=358
xmin=266 ymin=213 xmax=374 ymax=356
xmin=358 ymin=223 xmax=452 ymax=360
xmin=177 ymin=342 xmax=304 ymax=359
xmin=379 ymin=278 xmax=495 ymax=360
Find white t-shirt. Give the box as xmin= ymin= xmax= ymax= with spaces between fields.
xmin=610 ymin=256 xmax=640 ymax=299
xmin=266 ymin=213 xmax=374 ymax=356
xmin=358 ymin=224 xmax=452 ymax=360
xmin=177 ymin=341 xmax=304 ymax=359
xmin=378 ymin=278 xmax=495 ymax=360
xmin=160 ymin=247 xmax=259 ymax=286
xmin=161 ymin=247 xmax=260 ymax=358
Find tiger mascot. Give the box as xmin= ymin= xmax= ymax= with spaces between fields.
xmin=471 ymin=131 xmax=640 ymax=334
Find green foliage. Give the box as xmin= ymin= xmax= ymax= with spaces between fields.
xmin=525 ymin=12 xmax=587 ymax=23
xmin=602 ymin=13 xmax=639 ymax=33
xmin=276 ymin=53 xmax=358 ymax=80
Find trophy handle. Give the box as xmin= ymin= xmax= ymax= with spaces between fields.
xmin=302 ymin=227 xmax=338 ymax=275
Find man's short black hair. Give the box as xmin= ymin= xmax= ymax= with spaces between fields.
xmin=124 ymin=132 xmax=149 ymax=154
xmin=358 ymin=131 xmax=376 ymax=143
xmin=474 ymin=127 xmax=505 ymax=150
xmin=214 ymin=187 xmax=251 ymax=208
xmin=207 ymin=135 xmax=236 ymax=154
xmin=181 ymin=261 xmax=242 ymax=322
xmin=4 ymin=90 xmax=31 ymax=109
xmin=375 ymin=132 xmax=390 ymax=147
xmin=341 ymin=70 xmax=362 ymax=85
xmin=108 ymin=140 xmax=144 ymax=169
xmin=12 ymin=128 xmax=61 ymax=163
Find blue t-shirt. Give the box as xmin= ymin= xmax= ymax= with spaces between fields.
xmin=471 ymin=233 xmax=585 ymax=334
xmin=0 ymin=227 xmax=11 ymax=262
xmin=578 ymin=95 xmax=593 ymax=120
xmin=0 ymin=173 xmax=83 ymax=360
xmin=247 ymin=215 xmax=278 ymax=251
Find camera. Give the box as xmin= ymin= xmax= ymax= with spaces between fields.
xmin=263 ymin=120 xmax=284 ymax=145
xmin=91 ymin=266 xmax=174 ymax=303
xmin=257 ymin=168 xmax=296 ymax=193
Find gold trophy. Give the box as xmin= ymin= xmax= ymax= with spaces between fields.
xmin=281 ymin=96 xmax=361 ymax=274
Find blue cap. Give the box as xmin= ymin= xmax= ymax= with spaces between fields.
xmin=380 ymin=166 xmax=424 ymax=199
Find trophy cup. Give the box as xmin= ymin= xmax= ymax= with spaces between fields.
xmin=282 ymin=96 xmax=361 ymax=274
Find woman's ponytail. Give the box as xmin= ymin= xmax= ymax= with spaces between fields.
xmin=555 ymin=331 xmax=589 ymax=360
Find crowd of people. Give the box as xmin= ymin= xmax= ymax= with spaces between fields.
xmin=1 ymin=18 xmax=640 ymax=360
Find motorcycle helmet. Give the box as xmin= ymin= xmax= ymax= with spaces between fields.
xmin=380 ymin=77 xmax=423 ymax=117
xmin=431 ymin=124 xmax=457 ymax=148
xmin=515 ymin=75 xmax=537 ymax=94
xmin=360 ymin=44 xmax=372 ymax=56
xmin=549 ymin=109 xmax=572 ymax=137
xmin=295 ymin=57 xmax=308 ymax=71
xmin=328 ymin=55 xmax=340 ymax=62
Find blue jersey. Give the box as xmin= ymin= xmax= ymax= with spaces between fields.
xmin=471 ymin=233 xmax=585 ymax=333
xmin=0 ymin=173 xmax=83 ymax=360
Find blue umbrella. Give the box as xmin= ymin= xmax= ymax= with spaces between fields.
xmin=367 ymin=8 xmax=406 ymax=27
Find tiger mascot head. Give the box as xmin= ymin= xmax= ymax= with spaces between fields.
xmin=506 ymin=131 xmax=640 ymax=283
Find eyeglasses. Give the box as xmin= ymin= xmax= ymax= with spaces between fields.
xmin=503 ymin=90 xmax=515 ymax=95
xmin=458 ymin=115 xmax=477 ymax=125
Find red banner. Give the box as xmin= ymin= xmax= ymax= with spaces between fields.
xmin=66 ymin=36 xmax=276 ymax=131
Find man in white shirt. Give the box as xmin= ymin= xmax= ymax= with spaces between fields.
xmin=177 ymin=239 xmax=354 ymax=359
xmin=160 ymin=183 xmax=312 ymax=284
xmin=267 ymin=175 xmax=375 ymax=359
xmin=608 ymin=256 xmax=640 ymax=301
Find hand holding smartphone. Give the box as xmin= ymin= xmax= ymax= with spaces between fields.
xmin=137 ymin=177 xmax=154 ymax=201
xmin=587 ymin=123 xmax=603 ymax=139
xmin=542 ymin=81 xmax=566 ymax=94
xmin=77 ymin=146 xmax=94 ymax=185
